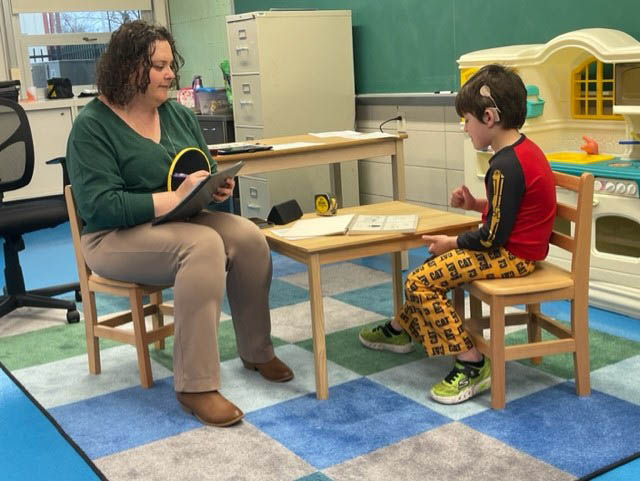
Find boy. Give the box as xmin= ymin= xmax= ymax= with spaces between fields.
xmin=359 ymin=64 xmax=557 ymax=405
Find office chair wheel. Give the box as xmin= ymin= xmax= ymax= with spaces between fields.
xmin=66 ymin=309 xmax=80 ymax=323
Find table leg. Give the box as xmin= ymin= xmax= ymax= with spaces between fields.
xmin=391 ymin=139 xmax=406 ymax=201
xmin=307 ymin=254 xmax=329 ymax=399
xmin=391 ymin=252 xmax=404 ymax=317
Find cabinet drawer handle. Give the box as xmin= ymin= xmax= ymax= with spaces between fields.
xmin=235 ymin=46 xmax=249 ymax=53
xmin=239 ymin=100 xmax=253 ymax=106
xmin=203 ymin=127 xmax=217 ymax=131
xmin=247 ymin=203 xmax=261 ymax=209
xmin=242 ymin=83 xmax=251 ymax=94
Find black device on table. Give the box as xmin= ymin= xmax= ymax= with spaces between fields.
xmin=216 ymin=144 xmax=273 ymax=155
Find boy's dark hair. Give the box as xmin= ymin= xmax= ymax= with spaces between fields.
xmin=455 ymin=64 xmax=527 ymax=129
xmin=96 ymin=20 xmax=184 ymax=107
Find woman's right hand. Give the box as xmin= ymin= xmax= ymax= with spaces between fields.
xmin=175 ymin=170 xmax=210 ymax=201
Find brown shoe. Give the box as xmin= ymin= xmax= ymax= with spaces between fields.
xmin=176 ymin=391 xmax=243 ymax=427
xmin=242 ymin=356 xmax=294 ymax=382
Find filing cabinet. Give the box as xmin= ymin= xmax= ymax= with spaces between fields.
xmin=225 ymin=10 xmax=358 ymax=215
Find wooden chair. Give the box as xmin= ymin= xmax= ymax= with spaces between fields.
xmin=455 ymin=171 xmax=594 ymax=409
xmin=64 ymin=185 xmax=175 ymax=388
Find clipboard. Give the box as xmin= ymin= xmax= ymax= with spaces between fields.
xmin=152 ymin=161 xmax=244 ymax=225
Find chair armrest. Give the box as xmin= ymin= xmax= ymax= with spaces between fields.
xmin=46 ymin=157 xmax=70 ymax=186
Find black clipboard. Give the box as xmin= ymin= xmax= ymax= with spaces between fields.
xmin=152 ymin=161 xmax=244 ymax=225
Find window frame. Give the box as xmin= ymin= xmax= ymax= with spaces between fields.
xmin=0 ymin=0 xmax=169 ymax=89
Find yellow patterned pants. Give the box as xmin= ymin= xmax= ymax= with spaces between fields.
xmin=396 ymin=247 xmax=536 ymax=357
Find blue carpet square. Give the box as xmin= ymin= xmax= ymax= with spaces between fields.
xmin=245 ymin=377 xmax=450 ymax=469
xmin=221 ymin=278 xmax=309 ymax=314
xmin=462 ymin=382 xmax=640 ymax=477
xmin=333 ymin=281 xmax=393 ymax=317
xmin=272 ymin=252 xmax=308 ymax=277
xmin=49 ymin=377 xmax=201 ymax=459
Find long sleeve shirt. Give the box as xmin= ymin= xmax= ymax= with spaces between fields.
xmin=457 ymin=135 xmax=556 ymax=261
xmin=66 ymin=98 xmax=214 ymax=233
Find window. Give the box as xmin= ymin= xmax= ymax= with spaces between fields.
xmin=1 ymin=0 xmax=168 ymax=92
xmin=571 ymin=57 xmax=623 ymax=120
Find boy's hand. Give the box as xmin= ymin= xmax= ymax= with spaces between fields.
xmin=422 ymin=234 xmax=457 ymax=256
xmin=451 ymin=185 xmax=476 ymax=210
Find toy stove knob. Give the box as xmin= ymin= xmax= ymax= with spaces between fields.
xmin=615 ymin=182 xmax=627 ymax=194
xmin=594 ymin=180 xmax=603 ymax=191
xmin=627 ymin=183 xmax=638 ymax=196
xmin=605 ymin=181 xmax=616 ymax=193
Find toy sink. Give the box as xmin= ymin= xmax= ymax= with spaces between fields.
xmin=545 ymin=151 xmax=614 ymax=164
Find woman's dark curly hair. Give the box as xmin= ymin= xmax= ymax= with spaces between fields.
xmin=96 ymin=20 xmax=184 ymax=107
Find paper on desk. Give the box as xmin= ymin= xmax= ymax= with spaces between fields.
xmin=270 ymin=142 xmax=322 ymax=151
xmin=275 ymin=214 xmax=356 ymax=239
xmin=270 ymin=228 xmax=313 ymax=240
xmin=208 ymin=141 xmax=249 ymax=150
xmin=309 ymin=130 xmax=395 ymax=139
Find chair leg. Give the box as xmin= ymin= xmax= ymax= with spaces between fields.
xmin=527 ymin=303 xmax=543 ymax=365
xmin=82 ymin=290 xmax=101 ymax=375
xmin=572 ymin=298 xmax=591 ymax=397
xmin=469 ymin=295 xmax=483 ymax=335
xmin=150 ymin=291 xmax=165 ymax=351
xmin=489 ymin=298 xmax=506 ymax=409
xmin=452 ymin=287 xmax=465 ymax=320
xmin=130 ymin=289 xmax=153 ymax=388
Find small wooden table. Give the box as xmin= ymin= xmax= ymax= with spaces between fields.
xmin=264 ymin=201 xmax=480 ymax=399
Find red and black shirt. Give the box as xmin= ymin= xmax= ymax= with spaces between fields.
xmin=457 ymin=135 xmax=556 ymax=261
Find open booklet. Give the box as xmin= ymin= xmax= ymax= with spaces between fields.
xmin=274 ymin=214 xmax=418 ymax=240
xmin=152 ymin=161 xmax=244 ymax=225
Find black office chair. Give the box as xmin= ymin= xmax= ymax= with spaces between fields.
xmin=0 ymin=97 xmax=80 ymax=323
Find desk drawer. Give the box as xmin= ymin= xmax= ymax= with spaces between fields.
xmin=234 ymin=126 xmax=263 ymax=142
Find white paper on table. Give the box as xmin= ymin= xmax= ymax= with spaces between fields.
xmin=208 ymin=141 xmax=249 ymax=150
xmin=309 ymin=130 xmax=395 ymax=139
xmin=277 ymin=214 xmax=356 ymax=239
xmin=270 ymin=228 xmax=313 ymax=240
xmin=270 ymin=142 xmax=322 ymax=151
xmin=309 ymin=130 xmax=361 ymax=138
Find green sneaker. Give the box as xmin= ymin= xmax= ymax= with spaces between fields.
xmin=358 ymin=321 xmax=414 ymax=353
xmin=430 ymin=358 xmax=491 ymax=404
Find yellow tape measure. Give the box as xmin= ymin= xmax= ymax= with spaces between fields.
xmin=315 ymin=193 xmax=337 ymax=216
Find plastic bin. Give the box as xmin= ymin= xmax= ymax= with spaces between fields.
xmin=195 ymin=87 xmax=231 ymax=115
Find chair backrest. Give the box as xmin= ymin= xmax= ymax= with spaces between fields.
xmin=549 ymin=171 xmax=595 ymax=289
xmin=0 ymin=98 xmax=34 ymax=196
xmin=64 ymin=185 xmax=93 ymax=291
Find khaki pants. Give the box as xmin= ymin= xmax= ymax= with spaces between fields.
xmin=81 ymin=210 xmax=275 ymax=392
xmin=397 ymin=247 xmax=535 ymax=357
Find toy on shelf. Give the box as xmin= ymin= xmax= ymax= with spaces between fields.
xmin=580 ymin=135 xmax=599 ymax=155
xmin=525 ymin=85 xmax=545 ymax=118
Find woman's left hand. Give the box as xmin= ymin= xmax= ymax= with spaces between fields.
xmin=213 ymin=177 xmax=235 ymax=202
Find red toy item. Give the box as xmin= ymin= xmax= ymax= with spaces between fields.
xmin=580 ymin=135 xmax=599 ymax=155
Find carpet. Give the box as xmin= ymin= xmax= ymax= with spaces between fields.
xmin=0 ymin=360 xmax=106 ymax=481
xmin=1 ymin=224 xmax=640 ymax=480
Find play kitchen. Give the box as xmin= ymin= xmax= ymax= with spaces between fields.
xmin=459 ymin=28 xmax=640 ymax=318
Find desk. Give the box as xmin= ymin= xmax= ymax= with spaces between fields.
xmin=264 ymin=201 xmax=480 ymax=399
xmin=212 ymin=133 xmax=408 ymax=205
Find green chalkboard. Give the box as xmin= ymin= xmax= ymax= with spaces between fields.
xmin=234 ymin=0 xmax=640 ymax=94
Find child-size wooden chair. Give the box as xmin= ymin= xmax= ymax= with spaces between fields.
xmin=455 ymin=171 xmax=594 ymax=409
xmin=64 ymin=185 xmax=175 ymax=388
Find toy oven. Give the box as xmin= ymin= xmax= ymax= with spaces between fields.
xmin=615 ymin=62 xmax=640 ymax=106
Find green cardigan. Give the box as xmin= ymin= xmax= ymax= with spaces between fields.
xmin=66 ymin=98 xmax=215 ymax=233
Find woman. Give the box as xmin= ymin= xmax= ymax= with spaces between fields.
xmin=66 ymin=20 xmax=293 ymax=427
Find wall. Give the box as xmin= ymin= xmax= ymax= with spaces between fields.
xmin=168 ymin=0 xmax=233 ymax=89
xmin=235 ymin=0 xmax=640 ymax=94
xmin=357 ymin=98 xmax=465 ymax=213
